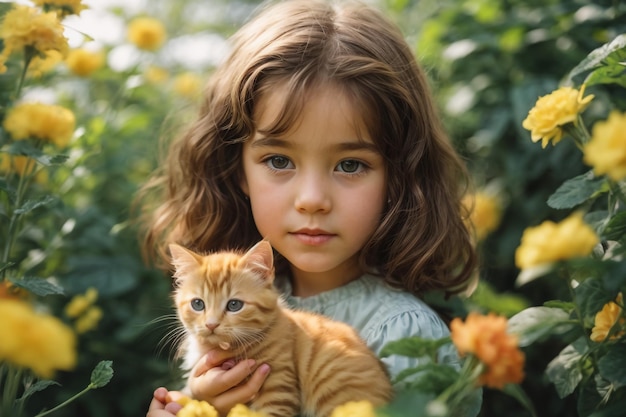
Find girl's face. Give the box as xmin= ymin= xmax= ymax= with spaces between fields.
xmin=241 ymin=84 xmax=387 ymax=296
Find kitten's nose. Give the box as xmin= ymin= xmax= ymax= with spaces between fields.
xmin=205 ymin=320 xmax=219 ymax=331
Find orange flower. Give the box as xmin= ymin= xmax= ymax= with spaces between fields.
xmin=590 ymin=293 xmax=624 ymax=342
xmin=450 ymin=312 xmax=525 ymax=389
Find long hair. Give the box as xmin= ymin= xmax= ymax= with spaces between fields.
xmin=138 ymin=0 xmax=476 ymax=296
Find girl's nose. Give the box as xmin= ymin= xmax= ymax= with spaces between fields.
xmin=294 ymin=172 xmax=331 ymax=214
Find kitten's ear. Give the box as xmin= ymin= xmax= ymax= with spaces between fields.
xmin=243 ymin=240 xmax=274 ymax=283
xmin=169 ymin=244 xmax=202 ymax=284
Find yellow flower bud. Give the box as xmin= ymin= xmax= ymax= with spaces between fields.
xmin=66 ymin=48 xmax=105 ymax=77
xmin=583 ymin=111 xmax=626 ymax=181
xmin=127 ymin=17 xmax=167 ymax=51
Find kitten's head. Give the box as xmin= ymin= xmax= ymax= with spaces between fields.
xmin=170 ymin=240 xmax=278 ymax=351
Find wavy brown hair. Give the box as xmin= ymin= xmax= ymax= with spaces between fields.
xmin=138 ymin=0 xmax=476 ymax=296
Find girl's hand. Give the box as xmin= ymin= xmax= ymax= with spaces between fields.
xmin=147 ymin=387 xmax=182 ymax=417
xmin=189 ymin=349 xmax=271 ymax=415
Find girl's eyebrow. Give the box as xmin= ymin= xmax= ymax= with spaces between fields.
xmin=249 ymin=136 xmax=292 ymax=149
xmin=250 ymin=135 xmax=379 ymax=153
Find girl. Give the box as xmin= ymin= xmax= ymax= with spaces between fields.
xmin=142 ymin=0 xmax=480 ymax=415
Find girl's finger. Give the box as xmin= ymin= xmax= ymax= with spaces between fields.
xmin=152 ymin=387 xmax=169 ymax=403
xmin=210 ymin=364 xmax=271 ymax=412
xmin=193 ymin=349 xmax=234 ymax=377
xmin=192 ymin=358 xmax=257 ymax=397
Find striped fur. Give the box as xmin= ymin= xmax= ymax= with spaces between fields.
xmin=170 ymin=240 xmax=393 ymax=417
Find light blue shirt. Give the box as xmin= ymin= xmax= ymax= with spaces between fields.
xmin=277 ymin=274 xmax=482 ymax=416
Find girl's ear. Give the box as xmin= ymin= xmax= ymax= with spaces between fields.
xmin=169 ymin=244 xmax=202 ymax=284
xmin=243 ymin=239 xmax=274 ymax=283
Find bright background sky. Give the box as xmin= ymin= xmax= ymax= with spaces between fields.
xmin=12 ymin=0 xmax=235 ymax=72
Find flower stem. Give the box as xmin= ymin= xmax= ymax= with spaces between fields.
xmin=436 ymin=355 xmax=483 ymax=412
xmin=14 ymin=47 xmax=35 ymax=100
xmin=34 ymin=384 xmax=96 ymax=417
xmin=1 ymin=364 xmax=23 ymax=417
xmin=1 ymin=157 xmax=36 ymax=281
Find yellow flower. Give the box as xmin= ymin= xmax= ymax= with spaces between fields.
xmin=0 ymin=299 xmax=77 ymax=378
xmin=329 ymin=401 xmax=376 ymax=417
xmin=0 ymin=154 xmax=37 ymax=177
xmin=173 ymin=72 xmax=203 ymax=99
xmin=591 ymin=293 xmax=624 ymax=342
xmin=463 ymin=192 xmax=502 ymax=241
xmin=65 ymin=48 xmax=105 ymax=77
xmin=65 ymin=288 xmax=98 ymax=318
xmin=0 ymin=5 xmax=68 ymax=73
xmin=74 ymin=306 xmax=103 ymax=334
xmin=28 ymin=49 xmax=63 ymax=77
xmin=3 ymin=102 xmax=75 ymax=147
xmin=450 ymin=312 xmax=525 ymax=389
xmin=127 ymin=17 xmax=166 ymax=51
xmin=583 ymin=111 xmax=626 ymax=181
xmin=32 ymin=0 xmax=88 ymax=18
xmin=177 ymin=400 xmax=219 ymax=417
xmin=522 ymin=86 xmax=594 ymax=148
xmin=144 ymin=65 xmax=169 ymax=84
xmin=227 ymin=404 xmax=269 ymax=417
xmin=515 ymin=212 xmax=598 ymax=269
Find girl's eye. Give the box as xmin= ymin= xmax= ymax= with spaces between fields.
xmin=226 ymin=299 xmax=244 ymax=312
xmin=265 ymin=156 xmax=293 ymax=170
xmin=190 ymin=298 xmax=205 ymax=311
xmin=336 ymin=160 xmax=364 ymax=173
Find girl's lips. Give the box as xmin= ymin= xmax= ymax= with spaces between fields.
xmin=290 ymin=230 xmax=335 ymax=245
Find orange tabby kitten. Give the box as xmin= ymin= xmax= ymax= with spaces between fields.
xmin=169 ymin=240 xmax=393 ymax=417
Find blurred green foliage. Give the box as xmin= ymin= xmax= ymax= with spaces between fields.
xmin=385 ymin=0 xmax=626 ymax=415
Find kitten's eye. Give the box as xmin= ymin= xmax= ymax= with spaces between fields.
xmin=190 ymin=298 xmax=205 ymax=311
xmin=226 ymin=299 xmax=244 ymax=312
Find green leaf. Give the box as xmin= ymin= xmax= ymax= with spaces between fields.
xmin=14 ymin=195 xmax=57 ymax=215
xmin=18 ymin=380 xmax=60 ymax=402
xmin=586 ymin=64 xmax=626 ymax=88
xmin=502 ymin=384 xmax=538 ymax=417
xmin=90 ymin=360 xmax=114 ymax=389
xmin=9 ymin=277 xmax=64 ymax=296
xmin=546 ymin=339 xmax=587 ymax=398
xmin=507 ymin=306 xmax=573 ymax=346
xmin=600 ymin=260 xmax=626 ymax=292
xmin=62 ymin=255 xmax=140 ymax=296
xmin=602 ymin=211 xmax=626 ymax=241
xmin=0 ymin=261 xmax=15 ymax=274
xmin=543 ymin=300 xmax=576 ymax=312
xmin=547 ymin=171 xmax=606 ymax=209
xmin=469 ymin=281 xmax=529 ymax=317
xmin=598 ymin=343 xmax=626 ymax=388
xmin=35 ymin=153 xmax=69 ymax=166
xmin=5 ymin=140 xmax=43 ymax=158
xmin=380 ymin=336 xmax=451 ymax=359
xmin=566 ymin=34 xmax=626 ymax=84
xmin=574 ymin=278 xmax=613 ymax=319
xmin=393 ymin=362 xmax=459 ymax=393
xmin=577 ymin=375 xmax=605 ymax=417
xmin=588 ymin=389 xmax=626 ymax=417
xmin=379 ymin=390 xmax=434 ymax=417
